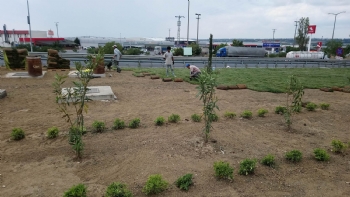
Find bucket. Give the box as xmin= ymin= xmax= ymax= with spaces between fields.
xmin=27 ymin=57 xmax=42 ymax=76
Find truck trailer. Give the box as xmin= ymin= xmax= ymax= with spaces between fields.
xmin=286 ymin=51 xmax=326 ymax=59
xmin=216 ymin=46 xmax=267 ymax=57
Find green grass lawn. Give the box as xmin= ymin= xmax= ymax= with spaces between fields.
xmin=126 ymin=68 xmax=350 ymax=93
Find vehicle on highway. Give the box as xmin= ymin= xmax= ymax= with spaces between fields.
xmin=286 ymin=51 xmax=326 ymax=59
xmin=216 ymin=46 xmax=267 ymax=57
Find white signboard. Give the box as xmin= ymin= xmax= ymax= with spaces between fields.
xmin=183 ymin=47 xmax=192 ymax=56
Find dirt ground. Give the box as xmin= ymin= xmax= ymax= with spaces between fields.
xmin=0 ymin=68 xmax=350 ymax=197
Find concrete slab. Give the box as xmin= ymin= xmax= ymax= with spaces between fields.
xmin=61 ymin=86 xmax=116 ymax=102
xmin=0 ymin=89 xmax=7 ymax=99
xmin=5 ymin=71 xmax=47 ymax=78
xmin=68 ymin=71 xmax=106 ymax=78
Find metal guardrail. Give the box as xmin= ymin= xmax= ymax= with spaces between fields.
xmin=1 ymin=52 xmax=350 ymax=68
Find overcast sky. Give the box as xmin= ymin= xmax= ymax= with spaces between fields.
xmin=2 ymin=0 xmax=350 ymax=39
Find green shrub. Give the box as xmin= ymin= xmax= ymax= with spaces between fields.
xmin=168 ymin=114 xmax=180 ymax=123
xmin=92 ymin=120 xmax=106 ymax=132
xmin=209 ymin=113 xmax=219 ymax=122
xmin=239 ymin=159 xmax=257 ymax=175
xmin=275 ymin=106 xmax=287 ymax=114
xmin=261 ymin=154 xmax=275 ymax=167
xmin=128 ymin=118 xmax=140 ymax=128
xmin=331 ymin=140 xmax=346 ymax=153
xmin=47 ymin=126 xmax=59 ymax=139
xmin=285 ymin=150 xmax=302 ymax=162
xmin=240 ymin=110 xmax=253 ymax=119
xmin=113 ymin=118 xmax=125 ymax=130
xmin=142 ymin=174 xmax=168 ymax=195
xmin=257 ymin=109 xmax=268 ymax=117
xmin=306 ymin=102 xmax=317 ymax=111
xmin=191 ymin=114 xmax=202 ymax=122
xmin=175 ymin=174 xmax=193 ymax=191
xmin=320 ymin=103 xmax=330 ymax=110
xmin=105 ymin=182 xmax=132 ymax=197
xmin=313 ymin=148 xmax=330 ymax=161
xmin=154 ymin=116 xmax=165 ymax=126
xmin=63 ymin=184 xmax=87 ymax=197
xmin=213 ymin=161 xmax=234 ymax=180
xmin=69 ymin=126 xmax=84 ymax=145
xmin=224 ymin=111 xmax=236 ymax=119
xmin=11 ymin=128 xmax=25 ymax=140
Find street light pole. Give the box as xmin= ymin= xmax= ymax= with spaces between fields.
xmin=293 ymin=21 xmax=298 ymax=48
xmin=328 ymin=11 xmax=346 ymax=40
xmin=195 ymin=13 xmax=201 ymax=45
xmin=272 ymin=29 xmax=276 ymax=42
xmin=55 ymin=22 xmax=59 ymax=38
xmin=26 ymin=0 xmax=33 ymax=52
xmin=187 ymin=0 xmax=190 ymax=46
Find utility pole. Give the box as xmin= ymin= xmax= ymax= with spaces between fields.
xmin=293 ymin=21 xmax=298 ymax=48
xmin=55 ymin=22 xmax=59 ymax=38
xmin=187 ymin=0 xmax=190 ymax=46
xmin=168 ymin=28 xmax=170 ymax=37
xmin=27 ymin=0 xmax=33 ymax=52
xmin=195 ymin=13 xmax=201 ymax=45
xmin=328 ymin=11 xmax=346 ymax=40
xmin=175 ymin=15 xmax=185 ymax=46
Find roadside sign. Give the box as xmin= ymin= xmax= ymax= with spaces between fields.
xmin=262 ymin=43 xmax=280 ymax=47
xmin=308 ymin=25 xmax=316 ymax=34
xmin=336 ymin=47 xmax=343 ymax=56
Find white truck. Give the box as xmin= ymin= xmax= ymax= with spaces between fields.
xmin=286 ymin=51 xmax=325 ymax=59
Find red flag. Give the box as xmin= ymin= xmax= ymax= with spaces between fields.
xmin=308 ymin=25 xmax=316 ymax=34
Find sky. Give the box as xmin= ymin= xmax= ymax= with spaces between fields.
xmin=1 ymin=0 xmax=350 ymax=39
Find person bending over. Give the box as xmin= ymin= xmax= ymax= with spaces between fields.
xmin=186 ymin=64 xmax=201 ymax=80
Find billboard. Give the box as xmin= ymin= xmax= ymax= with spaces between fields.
xmin=308 ymin=25 xmax=316 ymax=34
xmin=262 ymin=43 xmax=280 ymax=47
xmin=183 ymin=47 xmax=192 ymax=56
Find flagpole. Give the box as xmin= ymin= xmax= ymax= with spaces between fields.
xmin=27 ymin=0 xmax=33 ymax=52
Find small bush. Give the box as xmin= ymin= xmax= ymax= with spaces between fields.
xmin=261 ymin=154 xmax=275 ymax=167
xmin=113 ymin=118 xmax=125 ymax=130
xmin=257 ymin=109 xmax=268 ymax=117
xmin=63 ymin=184 xmax=87 ymax=197
xmin=69 ymin=127 xmax=85 ymax=145
xmin=239 ymin=159 xmax=257 ymax=175
xmin=128 ymin=118 xmax=140 ymax=128
xmin=92 ymin=120 xmax=106 ymax=132
xmin=306 ymin=102 xmax=317 ymax=111
xmin=155 ymin=116 xmax=165 ymax=126
xmin=191 ymin=114 xmax=201 ymax=122
xmin=313 ymin=148 xmax=330 ymax=161
xmin=209 ymin=113 xmax=219 ymax=122
xmin=168 ymin=114 xmax=180 ymax=123
xmin=213 ymin=161 xmax=234 ymax=180
xmin=240 ymin=110 xmax=253 ymax=119
xmin=224 ymin=111 xmax=236 ymax=119
xmin=142 ymin=174 xmax=168 ymax=195
xmin=105 ymin=182 xmax=132 ymax=197
xmin=331 ymin=140 xmax=346 ymax=153
xmin=11 ymin=128 xmax=25 ymax=140
xmin=47 ymin=126 xmax=59 ymax=139
xmin=175 ymin=174 xmax=193 ymax=191
xmin=320 ymin=103 xmax=330 ymax=110
xmin=285 ymin=150 xmax=302 ymax=162
xmin=275 ymin=106 xmax=286 ymax=114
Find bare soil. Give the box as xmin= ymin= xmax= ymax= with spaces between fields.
xmin=0 ymin=68 xmax=350 ymax=197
